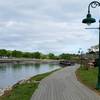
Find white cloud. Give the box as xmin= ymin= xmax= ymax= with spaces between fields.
xmin=0 ymin=0 xmax=99 ymax=54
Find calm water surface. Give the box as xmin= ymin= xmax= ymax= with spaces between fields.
xmin=0 ymin=63 xmax=60 ymax=89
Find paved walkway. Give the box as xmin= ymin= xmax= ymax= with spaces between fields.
xmin=31 ymin=64 xmax=100 ymax=100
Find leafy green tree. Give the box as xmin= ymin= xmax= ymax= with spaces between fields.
xmin=32 ymin=52 xmax=41 ymax=59
xmin=48 ymin=53 xmax=56 ymax=59
xmin=23 ymin=52 xmax=32 ymax=58
xmin=6 ymin=50 xmax=12 ymax=58
xmin=59 ymin=53 xmax=71 ymax=60
xmin=0 ymin=49 xmax=79 ymax=60
xmin=41 ymin=54 xmax=47 ymax=59
xmin=0 ymin=49 xmax=7 ymax=57
xmin=12 ymin=50 xmax=23 ymax=58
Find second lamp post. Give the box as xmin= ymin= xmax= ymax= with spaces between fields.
xmin=82 ymin=1 xmax=100 ymax=89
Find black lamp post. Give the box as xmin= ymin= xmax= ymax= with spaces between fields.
xmin=82 ymin=1 xmax=100 ymax=89
xmin=78 ymin=48 xmax=83 ymax=67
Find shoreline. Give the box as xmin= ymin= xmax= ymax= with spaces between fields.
xmin=0 ymin=76 xmax=32 ymax=96
xmin=0 ymin=65 xmax=60 ymax=96
xmin=0 ymin=58 xmax=60 ymax=64
xmin=0 ymin=68 xmax=60 ymax=99
xmin=0 ymin=59 xmax=60 ymax=96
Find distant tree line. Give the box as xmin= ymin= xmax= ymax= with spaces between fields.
xmin=0 ymin=49 xmax=78 ymax=60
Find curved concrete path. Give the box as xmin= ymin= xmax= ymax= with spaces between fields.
xmin=31 ymin=64 xmax=100 ymax=100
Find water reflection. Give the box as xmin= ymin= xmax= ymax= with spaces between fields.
xmin=0 ymin=63 xmax=60 ymax=89
xmin=34 ymin=63 xmax=40 ymax=69
xmin=0 ymin=66 xmax=6 ymax=72
xmin=12 ymin=64 xmax=23 ymax=71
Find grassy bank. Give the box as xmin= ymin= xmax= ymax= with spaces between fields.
xmin=0 ymin=69 xmax=60 ymax=100
xmin=76 ymin=67 xmax=100 ymax=93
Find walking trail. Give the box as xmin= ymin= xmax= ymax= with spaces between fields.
xmin=31 ymin=64 xmax=100 ymax=100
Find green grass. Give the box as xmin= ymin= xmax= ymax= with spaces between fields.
xmin=0 ymin=69 xmax=60 ymax=100
xmin=76 ymin=67 xmax=100 ymax=92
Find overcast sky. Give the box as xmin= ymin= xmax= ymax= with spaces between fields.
xmin=0 ymin=0 xmax=99 ymax=54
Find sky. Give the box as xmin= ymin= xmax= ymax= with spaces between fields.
xmin=0 ymin=0 xmax=100 ymax=54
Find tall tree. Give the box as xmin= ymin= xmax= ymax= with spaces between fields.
xmin=0 ymin=49 xmax=7 ymax=57
xmin=48 ymin=53 xmax=56 ymax=59
xmin=12 ymin=50 xmax=23 ymax=58
xmin=32 ymin=52 xmax=41 ymax=59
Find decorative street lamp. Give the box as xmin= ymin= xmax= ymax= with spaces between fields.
xmin=82 ymin=1 xmax=100 ymax=89
xmin=78 ymin=48 xmax=83 ymax=67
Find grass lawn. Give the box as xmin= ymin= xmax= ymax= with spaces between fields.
xmin=76 ymin=67 xmax=100 ymax=93
xmin=0 ymin=69 xmax=60 ymax=100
